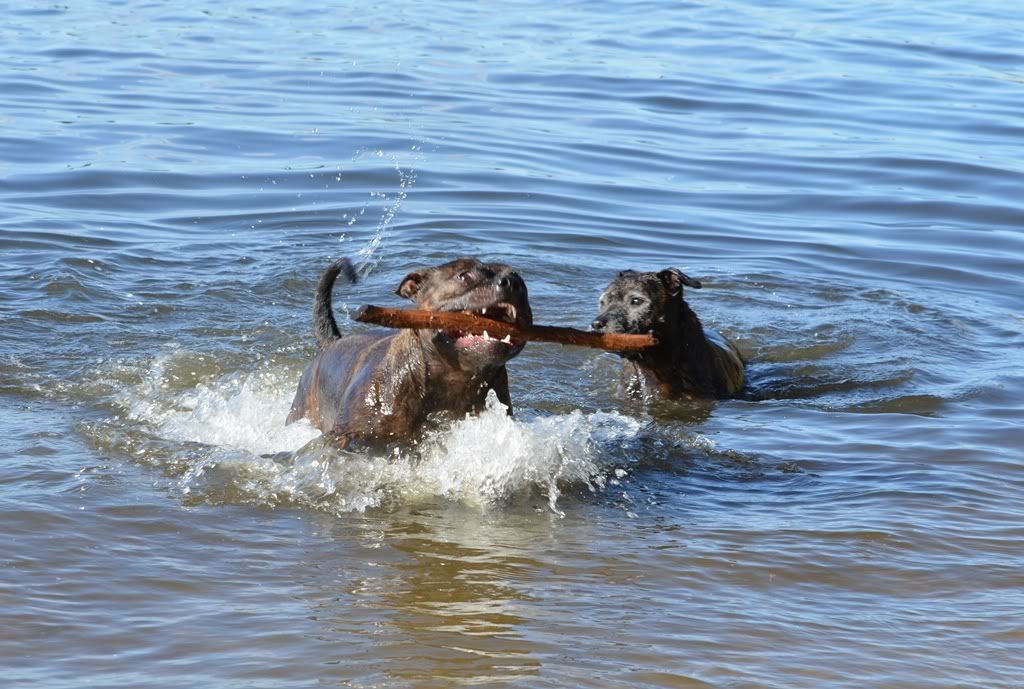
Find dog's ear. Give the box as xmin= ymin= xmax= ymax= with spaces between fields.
xmin=658 ymin=268 xmax=702 ymax=295
xmin=395 ymin=271 xmax=425 ymax=300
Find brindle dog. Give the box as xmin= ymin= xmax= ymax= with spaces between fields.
xmin=591 ymin=268 xmax=744 ymax=400
xmin=286 ymin=257 xmax=532 ymax=447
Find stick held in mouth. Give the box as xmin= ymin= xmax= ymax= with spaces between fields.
xmin=354 ymin=305 xmax=657 ymax=352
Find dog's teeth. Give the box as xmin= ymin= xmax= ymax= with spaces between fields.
xmin=482 ymin=308 xmax=488 ymax=316
xmin=501 ymin=334 xmax=512 ymax=344
xmin=509 ymin=305 xmax=517 ymax=321
xmin=482 ymin=330 xmax=490 ymax=340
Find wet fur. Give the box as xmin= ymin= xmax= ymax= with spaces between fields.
xmin=592 ymin=268 xmax=744 ymax=400
xmin=287 ymin=257 xmax=531 ymax=448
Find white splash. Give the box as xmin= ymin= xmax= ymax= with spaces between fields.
xmin=353 ymin=151 xmax=419 ymax=280
xmin=122 ymin=354 xmax=641 ymax=513
xmin=123 ymin=352 xmax=320 ymax=455
xmin=403 ymin=392 xmax=641 ymax=512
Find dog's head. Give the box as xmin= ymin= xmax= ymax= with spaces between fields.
xmin=396 ymin=257 xmax=533 ymax=367
xmin=591 ymin=268 xmax=701 ymax=336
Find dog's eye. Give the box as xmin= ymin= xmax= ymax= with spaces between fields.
xmin=457 ymin=271 xmax=473 ymax=282
xmin=630 ymin=297 xmax=645 ymax=306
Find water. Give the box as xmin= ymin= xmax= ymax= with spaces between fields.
xmin=2 ymin=1 xmax=1023 ymax=686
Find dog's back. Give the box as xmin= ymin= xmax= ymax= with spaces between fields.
xmin=286 ymin=332 xmax=400 ymax=431
xmin=704 ymin=327 xmax=745 ymax=397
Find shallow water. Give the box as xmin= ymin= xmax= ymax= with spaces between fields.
xmin=2 ymin=1 xmax=1024 ymax=687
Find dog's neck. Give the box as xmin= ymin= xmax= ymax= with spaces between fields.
xmin=626 ymin=298 xmax=718 ymax=398
xmin=405 ymin=331 xmax=506 ymax=412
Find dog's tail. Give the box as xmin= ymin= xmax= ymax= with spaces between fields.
xmin=312 ymin=258 xmax=359 ymax=345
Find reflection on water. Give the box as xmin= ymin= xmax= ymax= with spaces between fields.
xmin=366 ymin=519 xmax=542 ymax=684
xmin=299 ymin=511 xmax=554 ymax=687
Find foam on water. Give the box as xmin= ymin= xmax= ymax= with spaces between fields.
xmin=123 ymin=352 xmax=321 ymax=455
xmin=121 ymin=353 xmax=642 ymax=513
xmin=406 ymin=393 xmax=641 ymax=512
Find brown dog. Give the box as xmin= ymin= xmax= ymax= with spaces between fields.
xmin=591 ymin=268 xmax=744 ymax=400
xmin=286 ymin=257 xmax=533 ymax=448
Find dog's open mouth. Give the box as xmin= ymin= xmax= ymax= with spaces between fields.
xmin=444 ymin=303 xmax=526 ymax=351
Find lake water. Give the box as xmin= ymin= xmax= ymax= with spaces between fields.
xmin=2 ymin=1 xmax=1023 ymax=687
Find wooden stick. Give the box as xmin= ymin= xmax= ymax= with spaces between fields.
xmin=353 ymin=305 xmax=656 ymax=352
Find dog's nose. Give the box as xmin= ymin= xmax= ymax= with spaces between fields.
xmin=591 ymin=317 xmax=606 ymax=332
xmin=496 ymin=273 xmax=523 ymax=293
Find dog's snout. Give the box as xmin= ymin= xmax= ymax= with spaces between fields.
xmin=495 ymin=271 xmax=524 ymax=295
xmin=591 ymin=317 xmax=607 ymax=332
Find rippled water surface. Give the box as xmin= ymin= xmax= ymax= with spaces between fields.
xmin=3 ymin=1 xmax=1023 ymax=687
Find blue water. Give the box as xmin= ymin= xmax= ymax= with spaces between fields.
xmin=2 ymin=1 xmax=1023 ymax=687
